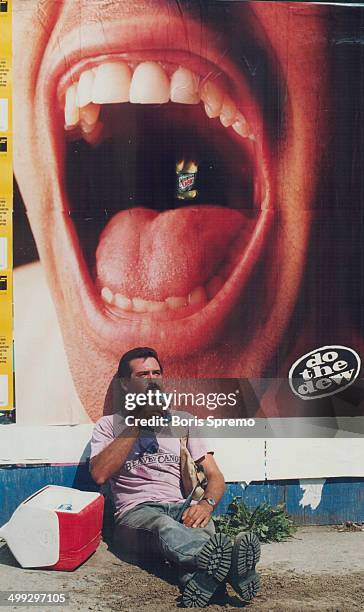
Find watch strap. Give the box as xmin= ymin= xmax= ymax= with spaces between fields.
xmin=201 ymin=496 xmax=216 ymax=508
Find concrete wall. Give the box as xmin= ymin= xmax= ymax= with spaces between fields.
xmin=1 ymin=426 xmax=363 ymax=527
xmin=0 ymin=463 xmax=363 ymax=527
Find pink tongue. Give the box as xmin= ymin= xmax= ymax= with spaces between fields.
xmin=96 ymin=206 xmax=245 ymax=301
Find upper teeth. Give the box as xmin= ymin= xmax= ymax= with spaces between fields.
xmin=63 ymin=60 xmax=254 ymax=142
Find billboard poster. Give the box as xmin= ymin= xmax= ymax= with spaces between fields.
xmin=5 ymin=0 xmax=364 ymax=432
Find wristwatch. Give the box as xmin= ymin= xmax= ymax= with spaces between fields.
xmin=200 ymin=497 xmax=216 ymax=509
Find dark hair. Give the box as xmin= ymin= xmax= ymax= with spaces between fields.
xmin=117 ymin=347 xmax=163 ymax=379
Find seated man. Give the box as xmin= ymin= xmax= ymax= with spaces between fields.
xmin=90 ymin=347 xmax=261 ymax=607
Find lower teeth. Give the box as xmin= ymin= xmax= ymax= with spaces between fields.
xmin=100 ymin=274 xmax=224 ymax=313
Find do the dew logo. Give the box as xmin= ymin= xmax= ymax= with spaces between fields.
xmin=289 ymin=345 xmax=361 ymax=400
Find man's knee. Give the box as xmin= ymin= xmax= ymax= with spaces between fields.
xmin=157 ymin=515 xmax=215 ymax=543
xmin=202 ymin=519 xmax=216 ymax=538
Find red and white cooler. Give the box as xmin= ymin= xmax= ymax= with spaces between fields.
xmin=0 ymin=485 xmax=104 ymax=570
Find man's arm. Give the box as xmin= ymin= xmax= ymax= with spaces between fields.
xmin=90 ymin=401 xmax=166 ymax=484
xmin=182 ymin=453 xmax=225 ymax=528
xmin=90 ymin=425 xmax=139 ymax=485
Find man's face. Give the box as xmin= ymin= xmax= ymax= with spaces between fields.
xmin=122 ymin=355 xmax=162 ymax=394
xmin=129 ymin=356 xmax=162 ymax=380
xmin=13 ymin=1 xmax=331 ymax=420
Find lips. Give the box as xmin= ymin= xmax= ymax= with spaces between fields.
xmin=34 ymin=10 xmax=274 ymax=359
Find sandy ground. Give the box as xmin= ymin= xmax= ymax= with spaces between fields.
xmin=0 ymin=526 xmax=364 ymax=611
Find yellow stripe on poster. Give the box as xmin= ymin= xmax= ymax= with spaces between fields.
xmin=0 ymin=0 xmax=13 ymax=412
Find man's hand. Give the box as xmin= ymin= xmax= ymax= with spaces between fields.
xmin=131 ymin=380 xmax=167 ymax=421
xmin=138 ymin=404 xmax=166 ymax=420
xmin=182 ymin=500 xmax=213 ymax=528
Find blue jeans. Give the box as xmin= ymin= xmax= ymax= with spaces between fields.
xmin=114 ymin=501 xmax=216 ymax=587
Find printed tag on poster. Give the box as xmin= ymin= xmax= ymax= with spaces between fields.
xmin=289 ymin=345 xmax=361 ymax=400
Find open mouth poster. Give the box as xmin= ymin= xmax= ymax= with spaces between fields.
xmin=1 ymin=0 xmax=363 ymax=437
